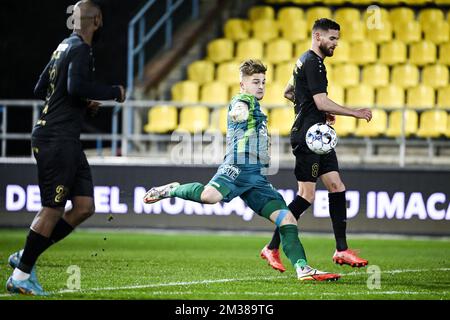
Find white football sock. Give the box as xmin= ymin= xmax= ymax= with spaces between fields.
xmin=12 ymin=268 xmax=30 ymax=281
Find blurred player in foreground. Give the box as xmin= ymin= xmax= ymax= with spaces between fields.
xmin=6 ymin=0 xmax=125 ymax=296
xmin=261 ymin=18 xmax=372 ymax=273
xmin=144 ymin=59 xmax=340 ymax=282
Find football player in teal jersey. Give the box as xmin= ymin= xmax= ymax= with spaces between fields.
xmin=144 ymin=60 xmax=340 ymax=281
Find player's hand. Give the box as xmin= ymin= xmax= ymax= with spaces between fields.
xmin=87 ymin=100 xmax=101 ymax=117
xmin=115 ymin=85 xmax=126 ymax=103
xmin=326 ymin=113 xmax=336 ymax=125
xmin=354 ymin=108 xmax=372 ymax=122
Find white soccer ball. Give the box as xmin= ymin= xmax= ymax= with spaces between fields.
xmin=305 ymin=123 xmax=337 ymax=155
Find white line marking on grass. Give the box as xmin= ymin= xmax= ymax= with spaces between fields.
xmin=0 ymin=267 xmax=448 ymax=297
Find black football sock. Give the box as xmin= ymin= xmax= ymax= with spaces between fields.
xmin=267 ymin=196 xmax=311 ymax=250
xmin=329 ymin=191 xmax=348 ymax=251
xmin=50 ymin=218 xmax=74 ymax=243
xmin=18 ymin=229 xmax=52 ymax=273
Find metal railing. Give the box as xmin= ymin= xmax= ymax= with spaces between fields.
xmin=1 ymin=100 xmax=449 ymax=167
xmin=127 ymin=0 xmax=200 ymax=97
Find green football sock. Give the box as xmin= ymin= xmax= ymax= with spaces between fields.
xmin=279 ymin=224 xmax=307 ymax=268
xmin=169 ymin=182 xmax=204 ymax=203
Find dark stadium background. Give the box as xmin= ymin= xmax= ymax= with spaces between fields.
xmin=0 ymin=0 xmax=196 ymax=155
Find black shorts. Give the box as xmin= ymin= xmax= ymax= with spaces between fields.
xmin=32 ymin=139 xmax=93 ymax=208
xmin=293 ymin=149 xmax=339 ymax=182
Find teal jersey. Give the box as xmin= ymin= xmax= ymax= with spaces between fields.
xmin=223 ymin=93 xmax=270 ymax=168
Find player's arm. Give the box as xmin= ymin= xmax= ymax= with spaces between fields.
xmin=305 ymin=58 xmax=371 ymax=122
xmin=284 ymin=76 xmax=295 ymax=102
xmin=313 ymin=93 xmax=371 ymax=122
xmin=229 ymin=100 xmax=249 ymax=123
xmin=33 ymin=61 xmax=52 ymax=100
xmin=67 ymin=45 xmax=125 ymax=102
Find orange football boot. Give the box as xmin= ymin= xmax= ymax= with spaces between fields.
xmin=260 ymin=245 xmax=286 ymax=273
xmin=332 ymin=249 xmax=368 ymax=267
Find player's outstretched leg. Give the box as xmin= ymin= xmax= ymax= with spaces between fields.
xmin=143 ymin=182 xmax=180 ymax=203
xmin=272 ymin=210 xmax=340 ymax=282
xmin=261 ymin=196 xmax=311 ymax=272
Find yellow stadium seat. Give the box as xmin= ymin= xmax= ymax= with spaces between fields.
xmin=380 ymin=0 xmax=401 ymax=4
xmin=306 ymin=7 xmax=332 ymax=28
xmin=367 ymin=21 xmax=392 ymax=43
xmin=339 ymin=20 xmax=366 ymax=43
xmin=346 ymin=85 xmax=375 ymax=108
xmin=379 ymin=41 xmax=407 ymax=65
xmin=229 ymin=83 xmax=241 ymax=99
xmin=294 ymin=40 xmax=311 ymax=57
xmin=248 ymin=6 xmax=275 ymax=21
xmin=362 ymin=64 xmax=389 ymax=88
xmin=389 ymin=7 xmax=415 ymax=31
xmin=200 ymin=82 xmax=229 ymax=104
xmin=332 ymin=64 xmax=360 ymax=88
xmin=216 ymin=61 xmax=241 ymax=85
xmin=438 ymin=43 xmax=450 ymax=65
xmin=224 ymin=19 xmax=250 ymax=41
xmin=269 ymin=107 xmax=295 ymax=136
xmin=280 ymin=20 xmax=307 ymax=42
xmin=350 ymin=42 xmax=377 ymax=65
xmin=265 ymin=39 xmax=293 ymax=64
xmin=405 ymin=0 xmax=433 ymax=4
xmin=447 ymin=113 xmax=450 ymax=138
xmin=355 ymin=109 xmax=388 ymax=137
xmin=391 ymin=64 xmax=419 ymax=88
xmin=277 ymin=7 xmax=304 ymax=22
xmin=437 ymin=86 xmax=450 ymax=108
xmin=422 ymin=64 xmax=449 ymax=89
xmin=363 ymin=7 xmax=389 ymax=26
xmin=376 ymin=85 xmax=405 ymax=109
xmin=395 ymin=21 xmax=421 ymax=44
xmin=275 ymin=62 xmax=294 ymax=85
xmin=351 ymin=0 xmax=374 ymax=3
xmin=207 ymin=107 xmax=228 ymax=135
xmin=334 ymin=8 xmax=361 ymax=26
xmin=171 ymin=81 xmax=199 ymax=103
xmin=409 ymin=41 xmax=437 ymax=66
xmin=385 ymin=110 xmax=418 ymax=137
xmin=144 ymin=105 xmax=178 ymax=134
xmin=436 ymin=0 xmax=450 ymax=4
xmin=324 ymin=62 xmax=334 ymax=82
xmin=235 ymin=38 xmax=264 ymax=62
xmin=407 ymin=85 xmax=435 ymax=109
xmin=177 ymin=106 xmax=210 ymax=133
xmin=424 ymin=21 xmax=450 ymax=44
xmin=418 ymin=8 xmax=445 ymax=32
xmin=187 ymin=60 xmax=215 ymax=85
xmin=262 ymin=82 xmax=289 ymax=106
xmin=265 ymin=62 xmax=274 ymax=84
xmin=323 ymin=0 xmax=346 ymax=4
xmin=207 ymin=38 xmax=234 ymax=63
xmin=333 ymin=116 xmax=356 ymax=137
xmin=417 ymin=109 xmax=448 ymax=138
xmin=252 ymin=19 xmax=279 ymax=42
xmin=327 ymin=84 xmax=344 ymax=105
xmin=327 ymin=40 xmax=350 ymax=65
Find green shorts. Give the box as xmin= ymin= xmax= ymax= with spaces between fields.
xmin=208 ymin=164 xmax=288 ymax=220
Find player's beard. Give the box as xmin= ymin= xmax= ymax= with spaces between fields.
xmin=319 ymin=43 xmax=334 ymax=57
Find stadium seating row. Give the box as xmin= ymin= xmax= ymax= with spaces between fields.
xmin=144 ymin=105 xmax=450 ymax=138
xmin=264 ymin=0 xmax=450 ymax=6
xmin=224 ymin=6 xmax=450 ymax=43
xmin=207 ymin=38 xmax=449 ymax=65
xmin=172 ymin=78 xmax=450 ymax=108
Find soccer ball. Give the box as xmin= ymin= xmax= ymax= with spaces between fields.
xmin=306 ymin=123 xmax=337 ymax=155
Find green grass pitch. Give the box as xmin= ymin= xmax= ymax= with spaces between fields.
xmin=0 ymin=229 xmax=449 ymax=300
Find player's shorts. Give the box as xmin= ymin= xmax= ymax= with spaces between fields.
xmin=293 ymin=149 xmax=339 ymax=183
xmin=208 ymin=164 xmax=288 ymax=220
xmin=32 ymin=139 xmax=94 ymax=208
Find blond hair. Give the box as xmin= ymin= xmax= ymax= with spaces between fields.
xmin=239 ymin=59 xmax=267 ymax=80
